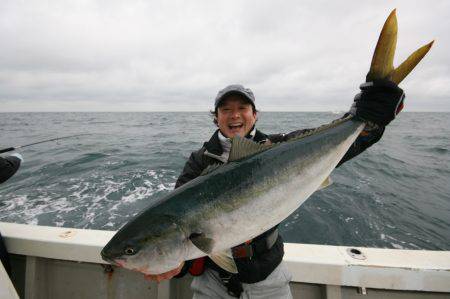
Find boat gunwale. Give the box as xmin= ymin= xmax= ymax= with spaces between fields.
xmin=1 ymin=221 xmax=449 ymax=293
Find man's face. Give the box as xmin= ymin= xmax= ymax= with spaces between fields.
xmin=216 ymin=95 xmax=257 ymax=138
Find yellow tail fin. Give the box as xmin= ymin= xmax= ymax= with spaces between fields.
xmin=367 ymin=9 xmax=434 ymax=84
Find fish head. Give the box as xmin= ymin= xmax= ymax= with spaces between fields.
xmin=101 ymin=213 xmax=187 ymax=275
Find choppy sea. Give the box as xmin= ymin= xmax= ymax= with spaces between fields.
xmin=1 ymin=112 xmax=449 ymax=250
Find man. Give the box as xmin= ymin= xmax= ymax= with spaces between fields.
xmin=0 ymin=152 xmax=23 ymax=276
xmin=145 ymin=81 xmax=404 ymax=298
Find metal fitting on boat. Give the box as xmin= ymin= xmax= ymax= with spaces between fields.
xmin=346 ymin=248 xmax=367 ymax=260
xmin=357 ymin=287 xmax=368 ymax=295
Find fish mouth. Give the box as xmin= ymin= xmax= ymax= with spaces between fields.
xmin=113 ymin=260 xmax=153 ymax=275
xmin=100 ymin=249 xmax=121 ymax=266
xmin=100 ymin=250 xmax=110 ymax=262
xmin=114 ymin=259 xmax=127 ymax=267
xmin=101 ymin=255 xmax=116 ymax=265
xmin=102 ymin=256 xmax=127 ymax=268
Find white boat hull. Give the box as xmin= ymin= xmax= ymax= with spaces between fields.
xmin=1 ymin=222 xmax=449 ymax=298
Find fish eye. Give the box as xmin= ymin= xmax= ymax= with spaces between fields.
xmin=124 ymin=247 xmax=136 ymax=255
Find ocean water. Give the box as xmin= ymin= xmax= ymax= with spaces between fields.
xmin=0 ymin=112 xmax=449 ymax=250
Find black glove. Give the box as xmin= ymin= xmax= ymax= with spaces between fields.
xmin=352 ymin=79 xmax=405 ymax=127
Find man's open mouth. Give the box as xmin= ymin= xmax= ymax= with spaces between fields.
xmin=229 ymin=123 xmax=243 ymax=130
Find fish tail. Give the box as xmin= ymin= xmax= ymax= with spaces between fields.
xmin=366 ymin=9 xmax=434 ymax=83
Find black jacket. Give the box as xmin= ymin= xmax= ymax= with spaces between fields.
xmin=175 ymin=121 xmax=384 ymax=283
xmin=0 ymin=156 xmax=21 ymax=184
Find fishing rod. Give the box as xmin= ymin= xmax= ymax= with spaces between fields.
xmin=0 ymin=133 xmax=91 ymax=154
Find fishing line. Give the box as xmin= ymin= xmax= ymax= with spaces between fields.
xmin=0 ymin=133 xmax=91 ymax=154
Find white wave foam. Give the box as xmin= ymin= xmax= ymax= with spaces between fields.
xmin=121 ymin=186 xmax=154 ymax=203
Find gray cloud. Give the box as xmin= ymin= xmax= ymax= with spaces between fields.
xmin=1 ymin=0 xmax=449 ymax=111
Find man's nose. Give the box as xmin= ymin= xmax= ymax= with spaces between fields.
xmin=231 ymin=110 xmax=240 ymax=118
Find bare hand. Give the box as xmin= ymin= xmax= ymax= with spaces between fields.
xmin=144 ymin=262 xmax=185 ymax=283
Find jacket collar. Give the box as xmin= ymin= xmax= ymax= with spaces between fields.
xmin=203 ymin=130 xmax=223 ymax=156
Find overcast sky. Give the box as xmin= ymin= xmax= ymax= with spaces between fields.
xmin=1 ymin=0 xmax=449 ymax=112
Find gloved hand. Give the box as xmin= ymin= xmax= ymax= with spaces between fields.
xmin=9 ymin=153 xmax=24 ymax=162
xmin=351 ymin=79 xmax=405 ymax=127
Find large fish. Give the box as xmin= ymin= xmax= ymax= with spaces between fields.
xmin=101 ymin=10 xmax=433 ymax=275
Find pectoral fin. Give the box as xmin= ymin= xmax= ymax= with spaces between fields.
xmin=189 ymin=233 xmax=214 ymax=254
xmin=209 ymin=250 xmax=238 ymax=274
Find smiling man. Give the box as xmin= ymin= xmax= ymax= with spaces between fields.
xmin=214 ymin=86 xmax=257 ymax=139
xmin=145 ymin=82 xmax=404 ymax=298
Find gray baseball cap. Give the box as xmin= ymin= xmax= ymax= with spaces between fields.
xmin=214 ymin=84 xmax=255 ymax=110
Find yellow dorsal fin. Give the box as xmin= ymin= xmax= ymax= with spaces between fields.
xmin=229 ymin=136 xmax=272 ymax=162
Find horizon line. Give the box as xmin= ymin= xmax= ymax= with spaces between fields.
xmin=1 ymin=110 xmax=449 ymax=113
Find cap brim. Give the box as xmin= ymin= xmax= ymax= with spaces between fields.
xmin=215 ymin=91 xmax=255 ymax=109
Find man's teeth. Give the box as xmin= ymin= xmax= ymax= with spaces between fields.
xmin=229 ymin=124 xmax=243 ymax=129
